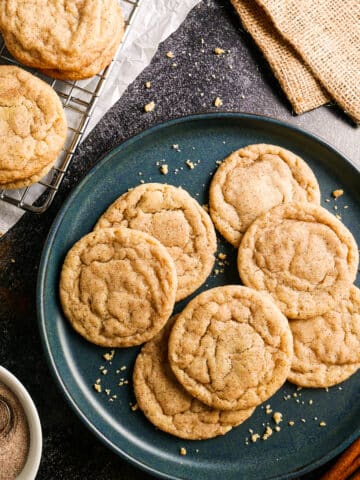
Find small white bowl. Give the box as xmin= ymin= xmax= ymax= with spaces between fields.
xmin=0 ymin=366 xmax=42 ymax=480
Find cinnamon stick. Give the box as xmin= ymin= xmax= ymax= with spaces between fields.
xmin=320 ymin=437 xmax=360 ymax=480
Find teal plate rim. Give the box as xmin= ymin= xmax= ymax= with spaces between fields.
xmin=37 ymin=112 xmax=360 ymax=480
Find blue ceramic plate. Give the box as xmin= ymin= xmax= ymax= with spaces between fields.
xmin=38 ymin=113 xmax=360 ymax=480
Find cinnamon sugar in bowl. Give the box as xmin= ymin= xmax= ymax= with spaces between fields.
xmin=0 ymin=367 xmax=42 ymax=480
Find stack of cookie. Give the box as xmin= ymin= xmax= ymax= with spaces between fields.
xmin=210 ymin=144 xmax=360 ymax=390
xmin=59 ymin=144 xmax=360 ymax=440
xmin=0 ymin=0 xmax=124 ymax=80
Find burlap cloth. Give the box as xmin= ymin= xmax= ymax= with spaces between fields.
xmin=231 ymin=0 xmax=360 ymax=123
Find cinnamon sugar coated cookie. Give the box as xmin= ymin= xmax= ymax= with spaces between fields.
xmin=133 ymin=316 xmax=255 ymax=439
xmin=95 ymin=183 xmax=217 ymax=301
xmin=288 ymin=286 xmax=360 ymax=388
xmin=209 ymin=144 xmax=320 ymax=246
xmin=0 ymin=65 xmax=67 ymax=188
xmin=0 ymin=0 xmax=124 ymax=79
xmin=238 ymin=202 xmax=359 ymax=319
xmin=59 ymin=227 xmax=177 ymax=347
xmin=168 ymin=286 xmax=293 ymax=411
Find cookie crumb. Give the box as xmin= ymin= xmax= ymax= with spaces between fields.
xmin=144 ymin=101 xmax=155 ymax=112
xmin=172 ymin=144 xmax=181 ymax=151
xmin=120 ymin=366 xmax=127 ymax=371
xmin=186 ymin=160 xmax=195 ymax=169
xmin=131 ymin=403 xmax=139 ymax=412
xmin=214 ymin=47 xmax=225 ymax=55
xmin=332 ymin=189 xmax=344 ymax=198
xmin=251 ymin=433 xmax=260 ymax=443
xmin=101 ymin=369 xmax=108 ymax=375
xmin=93 ymin=383 xmax=102 ymax=393
xmin=160 ymin=164 xmax=168 ymax=175
xmin=218 ymin=253 xmax=227 ymax=260
xmin=274 ymin=426 xmax=281 ymax=432
xmin=262 ymin=426 xmax=273 ymax=440
xmin=103 ymin=350 xmax=115 ymax=361
xmin=288 ymin=421 xmax=295 ymax=426
xmin=166 ymin=51 xmax=175 ymax=58
xmin=214 ymin=97 xmax=223 ymax=107
xmin=308 ymin=399 xmax=313 ymax=405
xmin=273 ymin=412 xmax=283 ymax=424
xmin=145 ymin=81 xmax=151 ymax=89
xmin=179 ymin=447 xmax=187 ymax=456
xmin=319 ymin=421 xmax=327 ymax=427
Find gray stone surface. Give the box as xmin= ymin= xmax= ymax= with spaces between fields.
xmin=0 ymin=1 xmax=358 ymax=478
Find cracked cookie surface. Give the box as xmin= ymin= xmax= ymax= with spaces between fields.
xmin=0 ymin=66 xmax=67 ymax=187
xmin=238 ymin=202 xmax=359 ymax=319
xmin=288 ymin=286 xmax=360 ymax=387
xmin=133 ymin=315 xmax=255 ymax=439
xmin=209 ymin=144 xmax=320 ymax=247
xmin=95 ymin=183 xmax=217 ymax=301
xmin=60 ymin=227 xmax=177 ymax=347
xmin=168 ymin=286 xmax=293 ymax=411
xmin=0 ymin=0 xmax=123 ymax=72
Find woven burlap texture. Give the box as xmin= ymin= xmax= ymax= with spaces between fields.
xmin=231 ymin=0 xmax=329 ymax=114
xmin=257 ymin=0 xmax=360 ymax=123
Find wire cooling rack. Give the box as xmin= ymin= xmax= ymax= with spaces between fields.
xmin=0 ymin=0 xmax=141 ymax=213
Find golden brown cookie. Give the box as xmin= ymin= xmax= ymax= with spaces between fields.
xmin=133 ymin=315 xmax=255 ymax=439
xmin=238 ymin=202 xmax=359 ymax=319
xmin=168 ymin=286 xmax=293 ymax=411
xmin=0 ymin=0 xmax=124 ymax=72
xmin=209 ymin=144 xmax=320 ymax=247
xmin=0 ymin=66 xmax=67 ymax=188
xmin=38 ymin=3 xmax=124 ymax=80
xmin=95 ymin=183 xmax=217 ymax=302
xmin=288 ymin=286 xmax=360 ymax=388
xmin=59 ymin=227 xmax=177 ymax=347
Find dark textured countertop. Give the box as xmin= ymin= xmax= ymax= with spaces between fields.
xmin=0 ymin=1 xmax=359 ymax=479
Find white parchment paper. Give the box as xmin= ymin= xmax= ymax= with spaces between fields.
xmin=0 ymin=0 xmax=199 ymax=235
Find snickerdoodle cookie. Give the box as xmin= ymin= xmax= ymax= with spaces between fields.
xmin=0 ymin=0 xmax=124 ymax=78
xmin=209 ymin=144 xmax=320 ymax=247
xmin=133 ymin=315 xmax=255 ymax=439
xmin=238 ymin=202 xmax=359 ymax=319
xmin=0 ymin=66 xmax=67 ymax=189
xmin=95 ymin=183 xmax=217 ymax=301
xmin=288 ymin=286 xmax=360 ymax=388
xmin=168 ymin=286 xmax=293 ymax=411
xmin=60 ymin=227 xmax=177 ymax=347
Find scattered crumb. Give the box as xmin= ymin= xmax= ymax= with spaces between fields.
xmin=301 ymin=419 xmax=306 ymax=423
xmin=218 ymin=253 xmax=227 ymax=260
xmin=105 ymin=389 xmax=111 ymax=396
xmin=101 ymin=369 xmax=108 ymax=375
xmin=214 ymin=47 xmax=226 ymax=55
xmin=288 ymin=421 xmax=295 ymax=426
xmin=131 ymin=403 xmax=139 ymax=412
xmin=325 ymin=198 xmax=331 ymax=202
xmin=251 ymin=433 xmax=260 ymax=443
xmin=262 ymin=426 xmax=273 ymax=440
xmin=160 ymin=164 xmax=168 ymax=175
xmin=308 ymin=399 xmax=313 ymax=405
xmin=10 ymin=258 xmax=15 ymax=263
xmin=144 ymin=101 xmax=155 ymax=112
xmin=332 ymin=189 xmax=344 ymax=198
xmin=186 ymin=159 xmax=195 ymax=169
xmin=93 ymin=383 xmax=102 ymax=393
xmin=120 ymin=366 xmax=127 ymax=371
xmin=172 ymin=144 xmax=181 ymax=151
xmin=172 ymin=63 xmax=178 ymax=67
xmin=103 ymin=350 xmax=115 ymax=361
xmin=214 ymin=97 xmax=223 ymax=107
xmin=274 ymin=426 xmax=281 ymax=432
xmin=179 ymin=447 xmax=187 ymax=456
xmin=319 ymin=421 xmax=327 ymax=427
xmin=145 ymin=81 xmax=151 ymax=89
xmin=265 ymin=404 xmax=273 ymax=414
xmin=273 ymin=412 xmax=283 ymax=424
xmin=166 ymin=51 xmax=175 ymax=58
